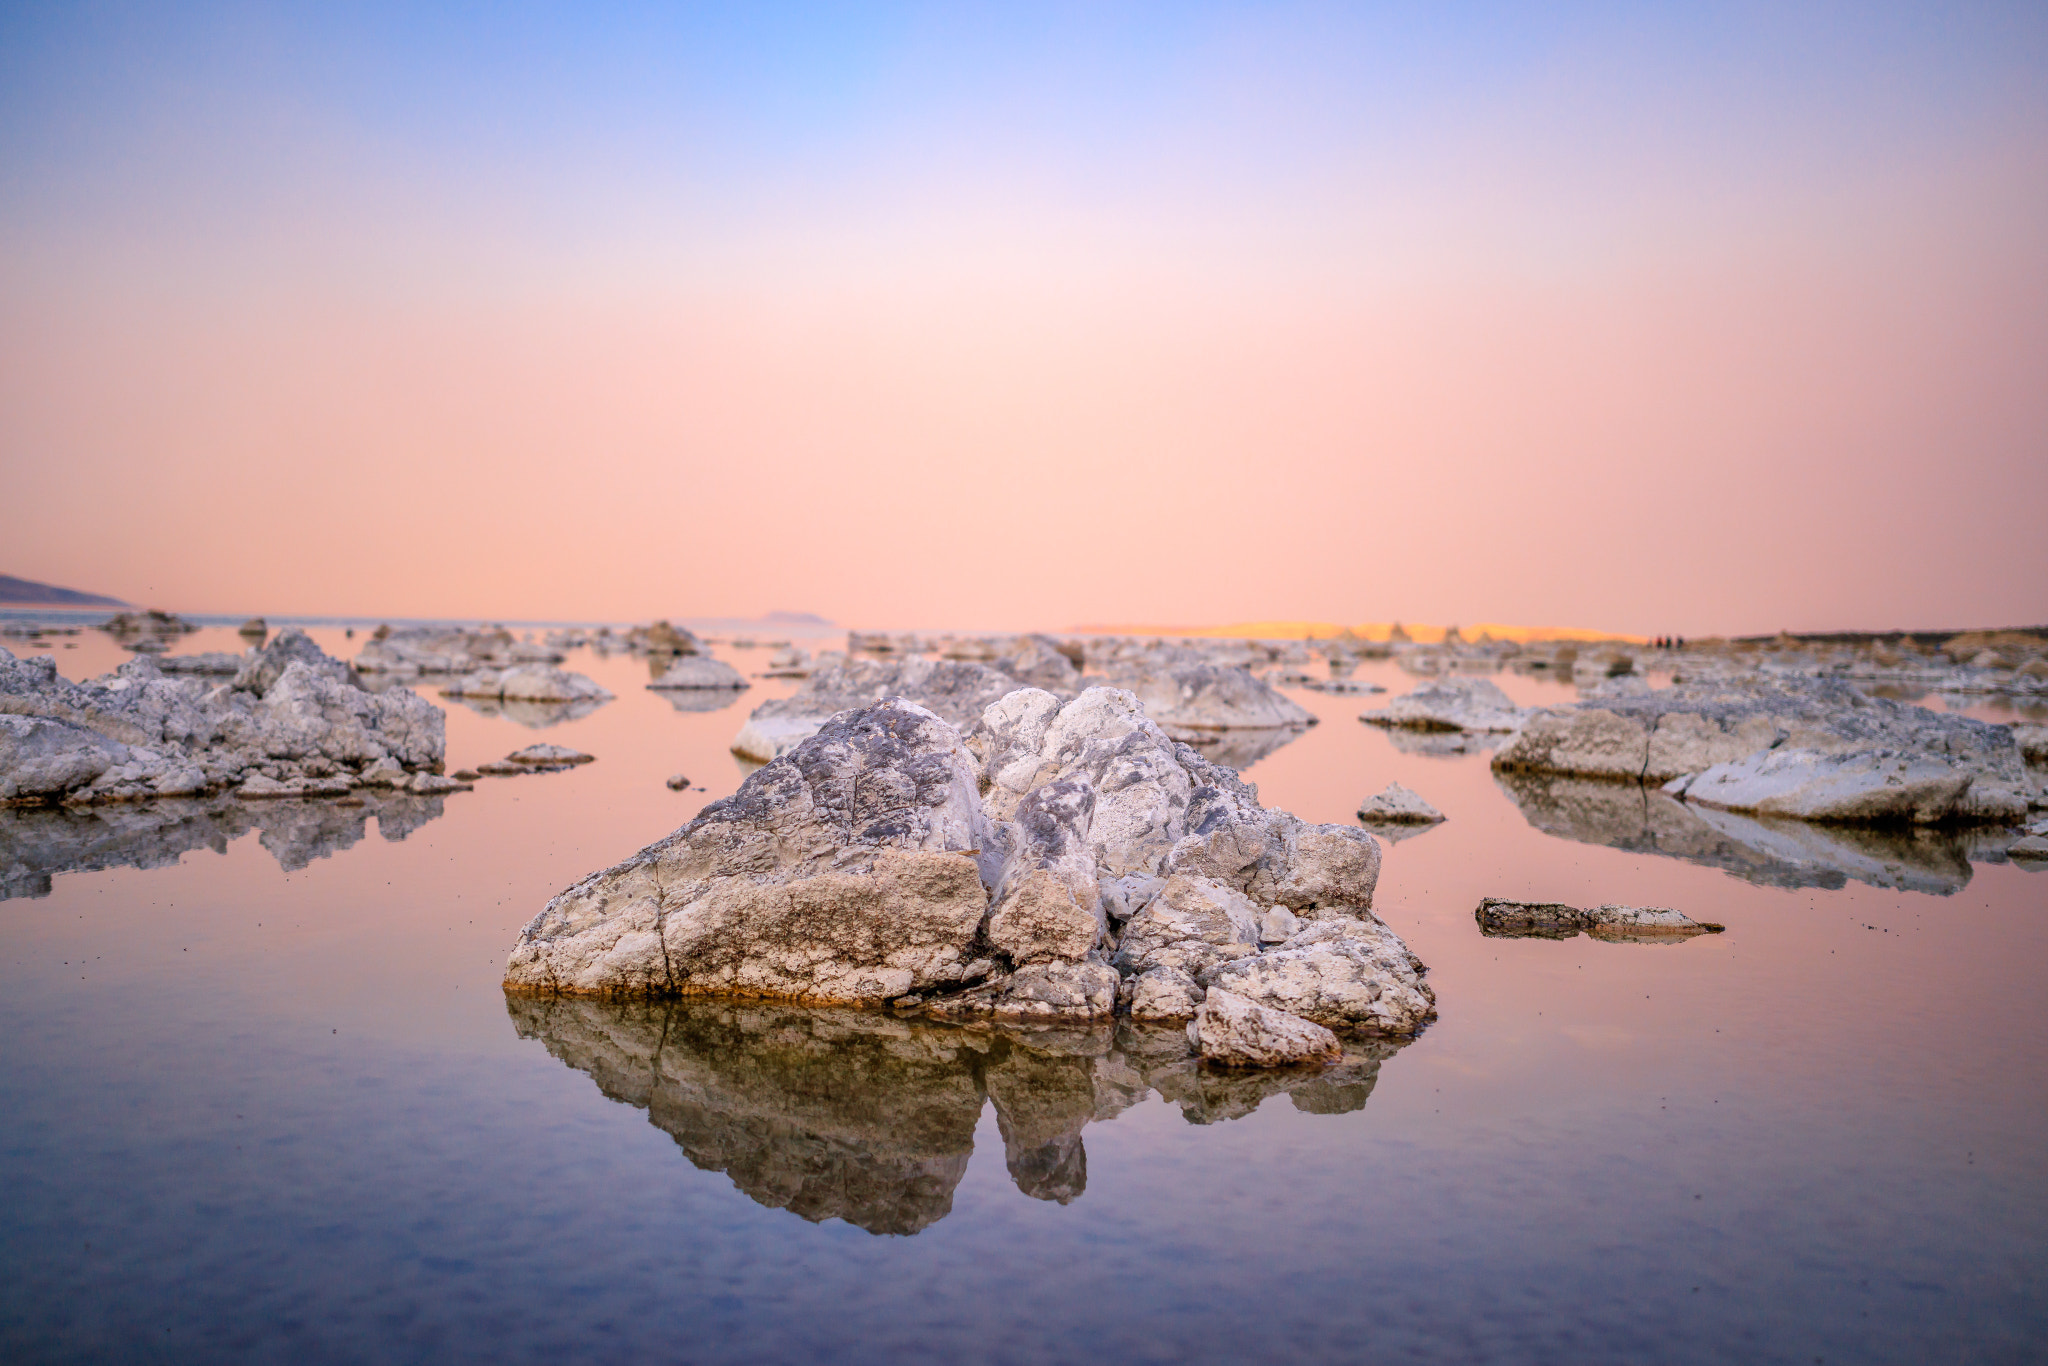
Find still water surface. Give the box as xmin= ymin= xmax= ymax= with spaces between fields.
xmin=2 ymin=628 xmax=2043 ymax=1363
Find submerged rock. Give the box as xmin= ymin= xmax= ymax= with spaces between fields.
xmin=1475 ymin=897 xmax=1725 ymax=941
xmin=1 ymin=631 xmax=446 ymax=805
xmin=1361 ymin=677 xmax=1528 ymax=733
xmin=1497 ymin=676 xmax=2028 ymax=825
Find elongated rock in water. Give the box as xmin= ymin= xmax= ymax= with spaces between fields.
xmin=1475 ymin=898 xmax=1725 ymax=941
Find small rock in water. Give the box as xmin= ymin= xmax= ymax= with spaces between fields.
xmin=666 ymin=773 xmax=691 ymax=791
xmin=508 ymin=744 xmax=594 ymax=766
xmin=2008 ymin=834 xmax=2048 ymax=863
xmin=1356 ymin=782 xmax=1446 ymax=825
xmin=1475 ymin=898 xmax=1724 ymax=941
xmin=1195 ymin=988 xmax=1343 ymax=1067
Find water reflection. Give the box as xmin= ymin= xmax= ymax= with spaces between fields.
xmin=445 ymin=694 xmax=611 ymax=728
xmin=1180 ymin=726 xmax=1306 ymax=771
xmin=0 ymin=791 xmax=449 ymax=900
xmin=507 ymin=994 xmax=1405 ymax=1234
xmin=1495 ymin=770 xmax=1997 ymax=895
xmin=656 ymin=688 xmax=748 ymax=716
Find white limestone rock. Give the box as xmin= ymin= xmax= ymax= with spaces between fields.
xmin=1361 ymin=677 xmax=1528 ymax=732
xmin=1194 ymin=988 xmax=1342 ymax=1068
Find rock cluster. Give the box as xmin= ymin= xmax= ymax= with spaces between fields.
xmin=507 ymin=686 xmax=1435 ymax=1065
xmin=1 ymin=630 xmax=447 ymax=805
xmin=1474 ymin=897 xmax=1725 ymax=941
xmin=732 ymin=637 xmax=1310 ymax=768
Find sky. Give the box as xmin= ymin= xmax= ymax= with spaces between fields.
xmin=2 ymin=1 xmax=2044 ymax=634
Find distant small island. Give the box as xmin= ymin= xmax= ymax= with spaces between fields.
xmin=0 ymin=574 xmax=127 ymax=608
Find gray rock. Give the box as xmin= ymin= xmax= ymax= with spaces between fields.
xmin=442 ymin=665 xmax=613 ymax=704
xmin=1475 ymin=897 xmax=1725 ymax=941
xmin=1356 ymin=781 xmax=1445 ymax=824
xmin=1361 ymin=676 xmax=1528 ymax=732
xmin=732 ymin=656 xmax=1027 ymax=763
xmin=1194 ymin=988 xmax=1341 ymax=1067
xmin=505 ymin=698 xmax=998 ymax=1001
xmin=1498 ymin=676 xmax=2029 ymax=825
xmin=1095 ymin=656 xmax=1314 ymax=738
xmin=648 ymin=656 xmax=750 ymax=690
xmin=0 ymin=715 xmax=126 ymax=802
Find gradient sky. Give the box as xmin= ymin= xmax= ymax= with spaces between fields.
xmin=3 ymin=2 xmax=2044 ymax=633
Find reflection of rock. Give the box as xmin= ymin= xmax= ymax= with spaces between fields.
xmin=1176 ymin=725 xmax=1305 ymax=771
xmin=444 ymin=694 xmax=609 ymax=728
xmin=657 ymin=688 xmax=746 ymax=716
xmin=1496 ymin=769 xmax=1981 ymax=895
xmin=1380 ymin=727 xmax=1501 ymax=758
xmin=506 ymin=994 xmax=1413 ymax=1232
xmin=0 ymin=788 xmax=448 ymax=899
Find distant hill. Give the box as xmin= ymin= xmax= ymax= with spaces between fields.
xmin=0 ymin=574 xmax=127 ymax=608
xmin=761 ymin=610 xmax=834 ymax=625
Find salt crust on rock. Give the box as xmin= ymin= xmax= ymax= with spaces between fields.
xmin=509 ymin=685 xmax=1436 ymax=1061
xmin=1 ymin=631 xmax=444 ymax=805
xmin=1496 ymin=676 xmax=2028 ymax=825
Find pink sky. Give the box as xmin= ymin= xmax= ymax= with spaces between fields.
xmin=3 ymin=5 xmax=2045 ymax=635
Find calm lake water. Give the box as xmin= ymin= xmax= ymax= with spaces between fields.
xmin=3 ymin=626 xmax=2044 ymax=1364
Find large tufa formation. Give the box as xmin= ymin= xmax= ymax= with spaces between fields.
xmin=1 ymin=629 xmax=447 ymax=804
xmin=507 ymin=686 xmax=1435 ymax=1058
xmin=1495 ymin=675 xmax=2029 ymax=825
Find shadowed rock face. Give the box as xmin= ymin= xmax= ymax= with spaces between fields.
xmin=0 ymin=789 xmax=449 ymax=899
xmin=506 ymin=994 xmax=1409 ymax=1233
xmin=1496 ymin=769 xmax=1980 ymax=896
